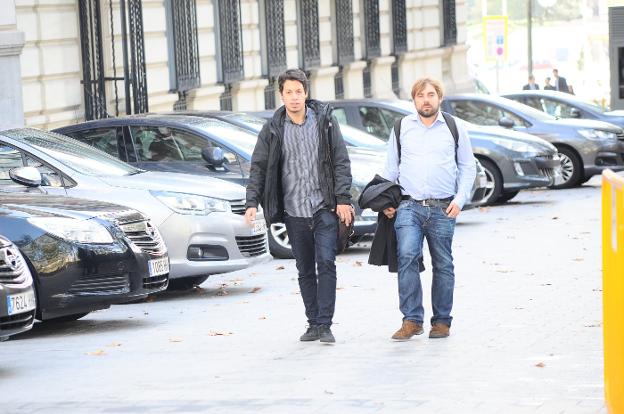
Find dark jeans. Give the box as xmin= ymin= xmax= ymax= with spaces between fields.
xmin=284 ymin=208 xmax=338 ymax=326
xmin=394 ymin=199 xmax=456 ymax=327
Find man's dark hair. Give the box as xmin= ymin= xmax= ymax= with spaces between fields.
xmin=278 ymin=68 xmax=308 ymax=94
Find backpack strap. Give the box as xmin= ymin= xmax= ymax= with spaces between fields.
xmin=394 ymin=117 xmax=403 ymax=164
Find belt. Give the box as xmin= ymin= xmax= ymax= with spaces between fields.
xmin=401 ymin=195 xmax=453 ymax=207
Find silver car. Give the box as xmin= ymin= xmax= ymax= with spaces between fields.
xmin=0 ymin=128 xmax=271 ymax=288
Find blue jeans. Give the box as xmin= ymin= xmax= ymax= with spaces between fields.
xmin=284 ymin=209 xmax=338 ymax=326
xmin=394 ymin=200 xmax=456 ymax=327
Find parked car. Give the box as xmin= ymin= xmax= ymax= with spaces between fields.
xmin=54 ymin=115 xmax=380 ymax=258
xmin=503 ymin=90 xmax=624 ymax=129
xmin=0 ymin=129 xmax=271 ymax=288
xmin=327 ymin=99 xmax=561 ymax=203
xmin=440 ymin=94 xmax=624 ymax=188
xmin=0 ymin=235 xmax=36 ymax=340
xmin=0 ymin=187 xmax=169 ymax=322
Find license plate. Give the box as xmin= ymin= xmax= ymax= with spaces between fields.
xmin=7 ymin=291 xmax=36 ymax=316
xmin=148 ymin=257 xmax=169 ymax=277
xmin=251 ymin=219 xmax=267 ymax=236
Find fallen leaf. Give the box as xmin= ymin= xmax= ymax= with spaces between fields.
xmin=216 ymin=284 xmax=229 ymax=296
xmin=276 ymin=266 xmax=285 ymax=270
xmin=552 ymin=216 xmax=559 ymax=220
xmin=353 ymin=261 xmax=362 ymax=267
xmin=145 ymin=295 xmax=156 ymax=303
xmin=324 ymin=390 xmax=334 ymax=395
xmin=478 ymin=207 xmax=490 ymax=213
xmin=336 ymin=287 xmax=344 ymax=290
xmin=572 ymin=258 xmax=584 ymax=262
xmin=208 ymin=331 xmax=233 ymax=336
xmin=107 ymin=342 xmax=122 ymax=348
xmin=496 ymin=270 xmax=510 ymax=273
xmin=249 ymin=287 xmax=262 ymax=293
xmin=86 ymin=350 xmax=106 ymax=356
xmin=535 ymin=362 xmax=545 ymax=368
xmin=258 ymin=316 xmax=267 ymax=320
xmin=169 ymin=337 xmax=183 ymax=343
xmin=584 ymin=323 xmax=601 ymax=328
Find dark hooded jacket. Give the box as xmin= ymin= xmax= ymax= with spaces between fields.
xmin=359 ymin=174 xmax=424 ymax=273
xmin=245 ymin=99 xmax=352 ymax=225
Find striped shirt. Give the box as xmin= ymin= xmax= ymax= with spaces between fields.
xmin=281 ymin=108 xmax=325 ymax=217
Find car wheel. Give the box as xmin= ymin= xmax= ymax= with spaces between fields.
xmin=168 ymin=275 xmax=210 ymax=291
xmin=478 ymin=158 xmax=503 ymax=205
xmin=497 ymin=190 xmax=520 ymax=203
xmin=268 ymin=223 xmax=294 ymax=259
xmin=45 ymin=312 xmax=90 ymax=323
xmin=552 ymin=147 xmax=582 ymax=189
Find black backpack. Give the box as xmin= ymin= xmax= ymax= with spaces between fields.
xmin=393 ymin=111 xmax=459 ymax=164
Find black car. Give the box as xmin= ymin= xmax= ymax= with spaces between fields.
xmin=0 ymin=176 xmax=169 ymax=322
xmin=503 ymin=90 xmax=624 ymax=129
xmin=54 ymin=115 xmax=380 ymax=258
xmin=0 ymin=236 xmax=36 ymax=340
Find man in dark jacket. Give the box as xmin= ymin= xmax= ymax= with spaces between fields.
xmin=244 ymin=68 xmax=352 ymax=343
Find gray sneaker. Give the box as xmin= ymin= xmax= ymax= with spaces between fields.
xmin=300 ymin=325 xmax=320 ymax=341
xmin=318 ymin=325 xmax=335 ymax=343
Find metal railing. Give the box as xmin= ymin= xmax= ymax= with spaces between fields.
xmin=601 ymin=169 xmax=624 ymax=414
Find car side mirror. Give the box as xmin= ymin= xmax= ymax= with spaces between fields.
xmin=570 ymin=108 xmax=581 ymax=118
xmin=9 ymin=167 xmax=42 ymax=187
xmin=201 ymin=147 xmax=225 ymax=167
xmin=498 ymin=117 xmax=515 ymax=128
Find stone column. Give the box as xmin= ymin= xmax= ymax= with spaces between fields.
xmin=0 ymin=0 xmax=25 ymax=130
xmin=370 ymin=55 xmax=396 ymax=99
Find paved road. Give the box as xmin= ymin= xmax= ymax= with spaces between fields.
xmin=1 ymin=178 xmax=608 ymax=413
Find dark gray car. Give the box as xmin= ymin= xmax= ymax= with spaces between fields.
xmin=440 ymin=94 xmax=624 ymax=188
xmin=327 ymin=99 xmax=561 ymax=204
xmin=503 ymin=90 xmax=624 ymax=129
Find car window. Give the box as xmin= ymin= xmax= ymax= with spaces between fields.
xmin=359 ymin=106 xmax=391 ymax=139
xmin=518 ymin=97 xmax=543 ymax=112
xmin=332 ymin=108 xmax=348 ymax=125
xmin=451 ymin=101 xmax=527 ymax=127
xmin=66 ymin=127 xmax=121 ymax=158
xmin=24 ymin=155 xmax=64 ymax=187
xmin=0 ymin=145 xmax=24 ymax=187
xmin=380 ymin=108 xmax=405 ymax=132
xmin=542 ymin=98 xmax=578 ymax=118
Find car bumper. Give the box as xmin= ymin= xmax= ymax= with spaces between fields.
xmin=158 ymin=211 xmax=272 ymax=279
xmin=583 ymin=141 xmax=624 ymax=176
xmin=0 ymin=283 xmax=36 ymax=339
xmin=21 ymin=235 xmax=156 ymax=320
xmin=503 ymin=155 xmax=561 ymax=190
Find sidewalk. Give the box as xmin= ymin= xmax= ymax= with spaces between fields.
xmin=0 ymin=181 xmax=606 ymax=413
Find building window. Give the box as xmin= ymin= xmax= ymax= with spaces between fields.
xmin=334 ymin=68 xmax=345 ymax=99
xmin=259 ymin=0 xmax=287 ymax=109
xmin=332 ymin=0 xmax=354 ymax=66
xmin=165 ymin=0 xmax=201 ymax=111
xmin=391 ymin=0 xmax=407 ymax=55
xmin=214 ymin=0 xmax=244 ymax=110
xmin=363 ymin=61 xmax=372 ymax=98
xmin=78 ymin=0 xmax=149 ymax=120
xmin=297 ymin=0 xmax=321 ymax=70
xmin=361 ymin=0 xmax=380 ymax=60
xmin=442 ymin=0 xmax=457 ymax=46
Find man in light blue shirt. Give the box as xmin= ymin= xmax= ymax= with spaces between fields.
xmin=382 ymin=78 xmax=476 ymax=340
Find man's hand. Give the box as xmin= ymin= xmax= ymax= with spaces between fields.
xmin=336 ymin=204 xmax=353 ymax=226
xmin=445 ymin=202 xmax=460 ymax=218
xmin=244 ymin=207 xmax=257 ymax=226
xmin=383 ymin=207 xmax=396 ymax=219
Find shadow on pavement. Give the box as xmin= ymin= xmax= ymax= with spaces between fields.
xmin=11 ymin=318 xmax=153 ymax=340
xmin=135 ymin=285 xmax=260 ymax=304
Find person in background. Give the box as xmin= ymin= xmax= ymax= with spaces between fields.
xmin=544 ymin=77 xmax=555 ymax=90
xmin=553 ymin=69 xmax=570 ymax=93
xmin=523 ymin=74 xmax=539 ymax=90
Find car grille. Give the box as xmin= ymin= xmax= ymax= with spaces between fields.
xmin=0 ymin=245 xmax=29 ymax=286
xmin=235 ymin=234 xmax=268 ymax=257
xmin=230 ymin=199 xmax=246 ymax=215
xmin=143 ymin=274 xmax=168 ymax=290
xmin=68 ymin=273 xmax=130 ymax=295
xmin=617 ymin=131 xmax=624 ymax=141
xmin=0 ymin=310 xmax=35 ymax=333
xmin=118 ymin=220 xmax=167 ymax=258
xmin=539 ymin=168 xmax=556 ymax=178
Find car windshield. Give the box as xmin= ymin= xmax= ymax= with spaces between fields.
xmin=1 ymin=129 xmax=141 ymax=176
xmin=485 ymin=96 xmax=556 ymax=121
xmin=195 ymin=122 xmax=258 ymax=156
xmin=340 ymin=124 xmax=387 ymax=149
xmin=222 ymin=113 xmax=265 ymax=133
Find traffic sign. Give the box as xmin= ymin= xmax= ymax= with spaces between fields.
xmin=483 ymin=15 xmax=508 ymax=61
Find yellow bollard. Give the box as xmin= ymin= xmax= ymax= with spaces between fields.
xmin=602 ymin=169 xmax=624 ymax=414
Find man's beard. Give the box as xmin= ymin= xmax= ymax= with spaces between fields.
xmin=417 ymin=104 xmax=439 ymax=118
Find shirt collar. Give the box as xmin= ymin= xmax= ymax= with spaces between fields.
xmin=407 ymin=110 xmax=445 ymax=127
xmin=286 ymin=106 xmax=311 ymax=125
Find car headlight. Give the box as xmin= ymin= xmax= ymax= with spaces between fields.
xmin=578 ymin=129 xmax=617 ymax=141
xmin=27 ymin=217 xmax=114 ymax=244
xmin=151 ymin=190 xmax=231 ymax=215
xmin=487 ymin=137 xmax=539 ymax=156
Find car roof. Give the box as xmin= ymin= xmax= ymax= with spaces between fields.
xmin=53 ymin=114 xmax=232 ymax=132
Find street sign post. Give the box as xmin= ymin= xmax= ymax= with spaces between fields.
xmin=483 ymin=15 xmax=508 ymax=93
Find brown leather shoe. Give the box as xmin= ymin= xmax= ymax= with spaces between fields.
xmin=429 ymin=323 xmax=450 ymax=338
xmin=391 ymin=320 xmax=424 ymax=340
